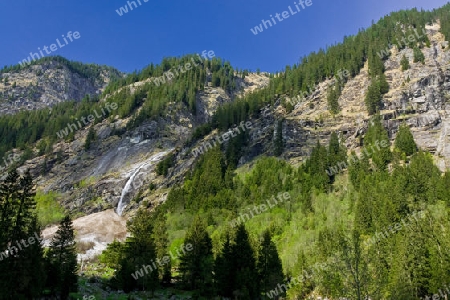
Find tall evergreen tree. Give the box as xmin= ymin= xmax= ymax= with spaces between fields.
xmin=179 ymin=216 xmax=214 ymax=295
xmin=116 ymin=209 xmax=158 ymax=293
xmin=401 ymin=54 xmax=410 ymax=71
xmin=230 ymin=224 xmax=259 ymax=299
xmin=257 ymin=230 xmax=284 ymax=296
xmin=0 ymin=170 xmax=45 ymax=299
xmin=46 ymin=215 xmax=78 ymax=299
xmin=327 ymin=83 xmax=341 ymax=115
xmin=274 ymin=120 xmax=284 ymax=156
xmin=84 ymin=127 xmax=96 ymax=151
xmin=214 ymin=233 xmax=234 ymax=297
xmin=395 ymin=123 xmax=418 ymax=156
xmin=413 ymin=47 xmax=425 ymax=64
xmin=364 ymin=116 xmax=392 ymax=170
xmin=152 ymin=212 xmax=171 ymax=285
xmin=365 ymin=81 xmax=382 ymax=115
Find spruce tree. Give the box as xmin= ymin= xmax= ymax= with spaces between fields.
xmin=214 ymin=234 xmax=234 ymax=297
xmin=257 ymin=230 xmax=284 ymax=295
xmin=179 ymin=216 xmax=213 ymax=295
xmin=0 ymin=170 xmax=45 ymax=299
xmin=394 ymin=123 xmax=418 ymax=156
xmin=116 ymin=209 xmax=158 ymax=293
xmin=230 ymin=224 xmax=259 ymax=299
xmin=365 ymin=81 xmax=382 ymax=115
xmin=378 ymin=73 xmax=390 ymax=95
xmin=84 ymin=127 xmax=96 ymax=151
xmin=327 ymin=83 xmax=341 ymax=115
xmin=400 ymin=54 xmax=410 ymax=71
xmin=327 ymin=132 xmax=347 ymax=170
xmin=364 ymin=116 xmax=392 ymax=170
xmin=274 ymin=120 xmax=284 ymax=156
xmin=152 ymin=212 xmax=171 ymax=285
xmin=46 ymin=215 xmax=78 ymax=299
xmin=413 ymin=47 xmax=425 ymax=64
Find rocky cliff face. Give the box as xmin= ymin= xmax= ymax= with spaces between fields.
xmin=0 ymin=59 xmax=122 ymax=115
xmin=269 ymin=22 xmax=450 ymax=171
xmin=17 ymin=72 xmax=270 ymax=219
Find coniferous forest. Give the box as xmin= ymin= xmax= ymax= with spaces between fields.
xmin=3 ymin=3 xmax=450 ymax=300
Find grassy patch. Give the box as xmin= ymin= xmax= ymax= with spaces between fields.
xmin=35 ymin=190 xmax=65 ymax=227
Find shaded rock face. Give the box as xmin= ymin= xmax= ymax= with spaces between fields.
xmin=0 ymin=60 xmax=122 ymax=115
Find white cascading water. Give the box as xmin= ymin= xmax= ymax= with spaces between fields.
xmin=116 ymin=149 xmax=173 ymax=216
xmin=116 ymin=165 xmax=144 ymax=216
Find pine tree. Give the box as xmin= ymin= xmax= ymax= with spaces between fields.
xmin=378 ymin=73 xmax=389 ymax=95
xmin=413 ymin=47 xmax=425 ymax=64
xmin=116 ymin=209 xmax=158 ymax=293
xmin=274 ymin=120 xmax=284 ymax=156
xmin=365 ymin=81 xmax=382 ymax=115
xmin=327 ymin=83 xmax=341 ymax=115
xmin=0 ymin=170 xmax=45 ymax=299
xmin=394 ymin=123 xmax=418 ymax=156
xmin=84 ymin=127 xmax=96 ymax=150
xmin=327 ymin=132 xmax=347 ymax=170
xmin=152 ymin=213 xmax=171 ymax=285
xmin=46 ymin=215 xmax=78 ymax=299
xmin=214 ymin=234 xmax=234 ymax=297
xmin=230 ymin=224 xmax=259 ymax=299
xmin=400 ymin=54 xmax=410 ymax=71
xmin=179 ymin=217 xmax=213 ymax=295
xmin=257 ymin=230 xmax=284 ymax=295
xmin=364 ymin=115 xmax=392 ymax=170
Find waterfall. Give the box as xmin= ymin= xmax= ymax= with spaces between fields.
xmin=116 ymin=148 xmax=173 ymax=216
xmin=116 ymin=165 xmax=144 ymax=216
xmin=115 ymin=149 xmax=173 ymax=216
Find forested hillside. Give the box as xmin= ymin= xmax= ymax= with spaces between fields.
xmin=2 ymin=3 xmax=450 ymax=300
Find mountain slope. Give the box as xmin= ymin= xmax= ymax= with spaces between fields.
xmin=0 ymin=56 xmax=122 ymax=115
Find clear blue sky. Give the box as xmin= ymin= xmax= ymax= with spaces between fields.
xmin=0 ymin=0 xmax=448 ymax=74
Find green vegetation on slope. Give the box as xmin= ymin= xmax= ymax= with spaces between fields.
xmin=35 ymin=190 xmax=65 ymax=227
xmin=100 ymin=115 xmax=450 ymax=299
